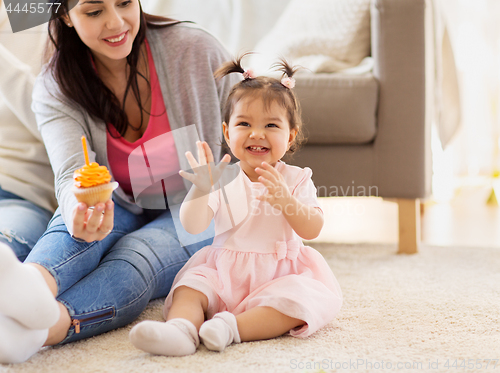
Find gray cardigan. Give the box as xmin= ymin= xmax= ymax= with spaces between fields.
xmin=32 ymin=23 xmax=238 ymax=234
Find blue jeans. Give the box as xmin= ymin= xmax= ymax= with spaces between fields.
xmin=25 ymin=201 xmax=213 ymax=344
xmin=0 ymin=186 xmax=53 ymax=262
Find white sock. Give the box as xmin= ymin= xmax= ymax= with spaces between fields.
xmin=129 ymin=318 xmax=199 ymax=357
xmin=0 ymin=243 xmax=60 ymax=330
xmin=199 ymin=311 xmax=241 ymax=352
xmin=0 ymin=313 xmax=48 ymax=364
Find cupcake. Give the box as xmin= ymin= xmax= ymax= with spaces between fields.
xmin=72 ymin=136 xmax=118 ymax=207
xmin=72 ymin=162 xmax=118 ymax=207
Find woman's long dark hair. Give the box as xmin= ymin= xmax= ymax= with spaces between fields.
xmin=45 ymin=0 xmax=179 ymax=136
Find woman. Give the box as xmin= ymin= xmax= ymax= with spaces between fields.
xmin=0 ymin=0 xmax=57 ymax=262
xmin=0 ymin=0 xmax=237 ymax=364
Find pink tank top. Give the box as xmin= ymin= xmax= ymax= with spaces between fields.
xmin=107 ymin=40 xmax=185 ymax=198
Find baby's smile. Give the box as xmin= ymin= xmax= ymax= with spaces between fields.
xmin=246 ymin=146 xmax=270 ymax=155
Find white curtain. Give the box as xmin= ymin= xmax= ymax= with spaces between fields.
xmin=432 ymin=0 xmax=500 ymax=200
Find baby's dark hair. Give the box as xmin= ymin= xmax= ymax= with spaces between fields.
xmin=214 ymin=54 xmax=305 ymax=153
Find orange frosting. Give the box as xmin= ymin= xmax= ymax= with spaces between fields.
xmin=74 ymin=162 xmax=111 ymax=188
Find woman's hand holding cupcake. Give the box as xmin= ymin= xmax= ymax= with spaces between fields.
xmin=72 ymin=200 xmax=114 ymax=242
xmin=71 ymin=137 xmax=117 ymax=242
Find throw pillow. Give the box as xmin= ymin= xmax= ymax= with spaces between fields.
xmin=248 ymin=0 xmax=371 ymax=74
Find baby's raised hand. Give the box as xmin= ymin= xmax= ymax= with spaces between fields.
xmin=255 ymin=162 xmax=292 ymax=211
xmin=179 ymin=141 xmax=231 ymax=193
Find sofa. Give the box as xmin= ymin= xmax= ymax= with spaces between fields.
xmin=143 ymin=0 xmax=432 ymax=254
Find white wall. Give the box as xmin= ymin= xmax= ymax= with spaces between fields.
xmin=141 ymin=0 xmax=290 ymax=55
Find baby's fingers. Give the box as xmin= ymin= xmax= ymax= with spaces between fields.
xmin=202 ymin=141 xmax=215 ymax=164
xmin=258 ymin=175 xmax=275 ymax=189
xmin=197 ymin=141 xmax=207 ymax=166
xmin=256 ymin=193 xmax=273 ymax=204
xmin=262 ymin=162 xmax=284 ymax=181
xmin=255 ymin=166 xmax=278 ymax=184
xmin=215 ymin=154 xmax=232 ymax=173
xmin=185 ymin=151 xmax=199 ymax=170
xmin=179 ymin=169 xmax=195 ymax=183
xmin=220 ymin=154 xmax=231 ymax=164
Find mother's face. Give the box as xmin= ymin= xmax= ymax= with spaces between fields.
xmin=66 ymin=0 xmax=141 ymax=63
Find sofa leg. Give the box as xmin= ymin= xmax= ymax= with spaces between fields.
xmin=397 ymin=198 xmax=420 ymax=254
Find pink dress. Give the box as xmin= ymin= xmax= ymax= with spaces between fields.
xmin=164 ymin=161 xmax=342 ymax=337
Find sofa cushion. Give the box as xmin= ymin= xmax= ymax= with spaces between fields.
xmin=295 ymin=73 xmax=378 ymax=145
xmin=250 ymin=0 xmax=371 ymax=74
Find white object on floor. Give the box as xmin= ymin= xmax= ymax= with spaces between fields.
xmin=199 ymin=311 xmax=241 ymax=352
xmin=0 ymin=314 xmax=48 ymax=364
xmin=129 ymin=318 xmax=199 ymax=356
xmin=0 ymin=243 xmax=59 ymax=330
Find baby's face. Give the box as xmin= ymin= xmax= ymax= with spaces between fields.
xmin=223 ymin=96 xmax=297 ymax=181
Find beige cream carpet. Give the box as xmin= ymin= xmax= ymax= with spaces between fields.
xmin=1 ymin=244 xmax=499 ymax=373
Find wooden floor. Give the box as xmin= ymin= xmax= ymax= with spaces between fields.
xmin=311 ymin=183 xmax=500 ymax=248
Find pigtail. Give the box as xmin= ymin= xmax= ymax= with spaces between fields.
xmin=270 ymin=58 xmax=304 ymax=154
xmin=272 ymin=57 xmax=301 ymax=85
xmin=270 ymin=58 xmax=299 ymax=89
xmin=214 ymin=53 xmax=253 ymax=81
xmin=271 ymin=57 xmax=299 ymax=79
